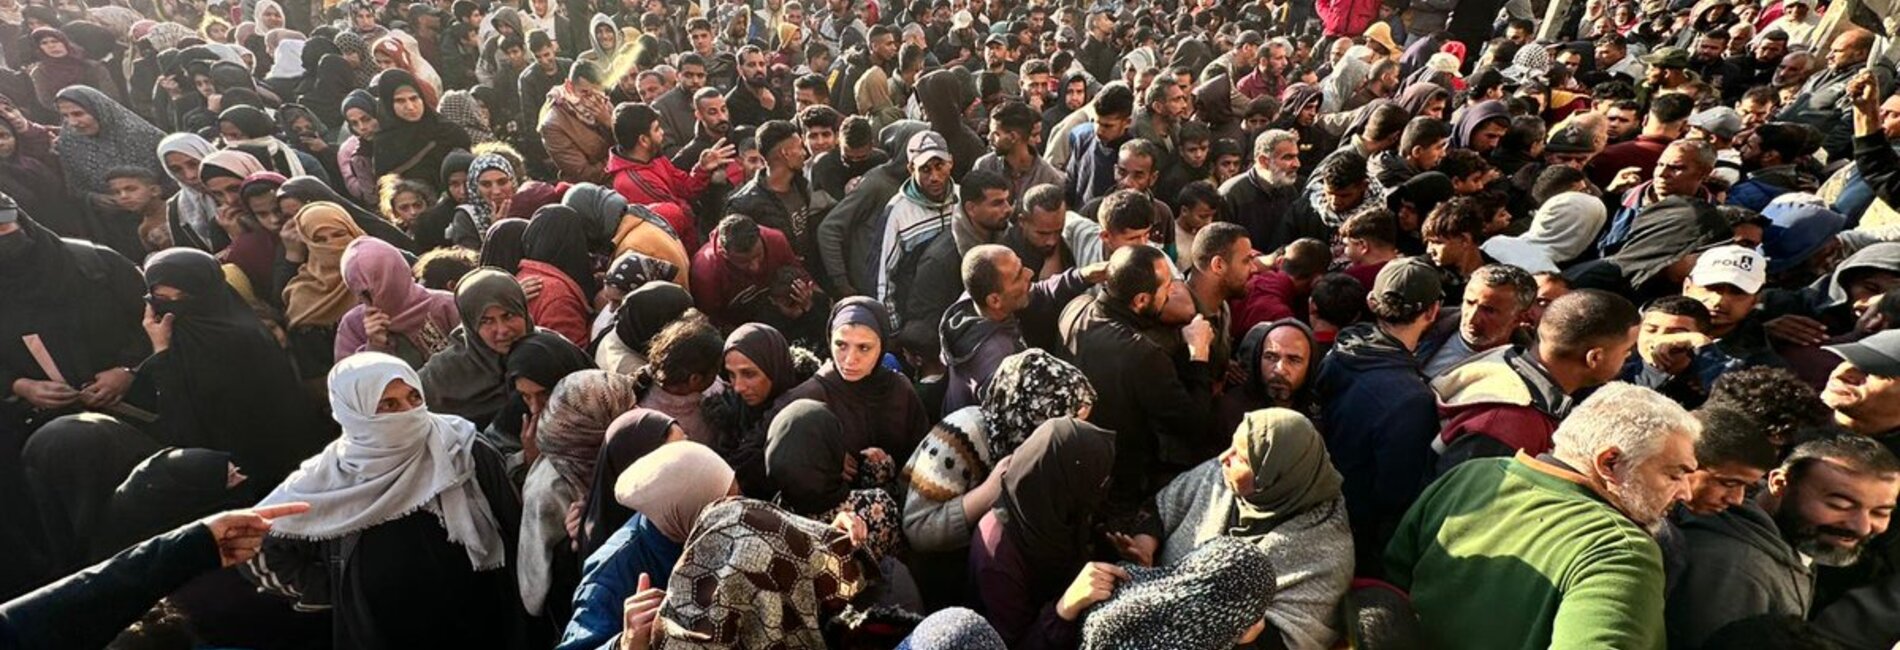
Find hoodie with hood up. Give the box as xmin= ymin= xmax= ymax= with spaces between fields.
xmin=1429 ymin=346 xmax=1573 ymax=476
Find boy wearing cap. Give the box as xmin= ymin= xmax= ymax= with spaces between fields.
xmin=1634 ymin=246 xmax=1783 ymax=398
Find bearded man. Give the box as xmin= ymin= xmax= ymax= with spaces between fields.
xmin=1219 ymin=129 xmax=1326 ymax=254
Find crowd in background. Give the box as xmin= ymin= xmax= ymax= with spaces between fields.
xmin=7 ymin=0 xmax=1900 ymax=646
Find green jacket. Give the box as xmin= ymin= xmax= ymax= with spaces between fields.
xmin=1386 ymin=454 xmax=1667 ymax=650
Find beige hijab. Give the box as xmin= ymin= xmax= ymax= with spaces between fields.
xmin=614 ymin=441 xmax=735 ymax=542
xmin=284 ymin=202 xmax=368 ymax=327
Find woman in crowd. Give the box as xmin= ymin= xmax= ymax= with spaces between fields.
xmin=155 ymin=133 xmax=229 ymax=253
xmin=763 ymin=297 xmax=931 ymax=481
xmin=501 ymin=330 xmax=592 ymax=456
xmin=517 ymin=204 xmax=598 ymax=346
xmin=711 ymin=323 xmax=803 ymax=493
xmin=418 ymin=267 xmax=532 ymax=428
xmin=1151 ymin=408 xmax=1353 ymax=650
xmin=216 ymin=104 xmax=322 ymax=179
xmin=439 ymin=89 xmax=499 ymax=145
xmin=575 ymin=408 xmax=686 ymax=554
xmin=370 ymin=68 xmax=469 ymax=185
xmin=968 ymin=416 xmax=1118 ymax=649
xmin=518 ymin=368 xmax=639 ymax=622
xmin=244 ymin=352 xmax=521 ymax=648
xmin=278 ymin=174 xmax=419 ymax=250
xmin=138 ymin=248 xmax=330 ymax=485
xmin=53 ymin=86 xmax=166 ymax=236
xmin=336 ymin=236 xmax=459 ymax=365
xmin=562 ymin=183 xmax=690 ymax=289
xmin=281 ymin=201 xmax=367 ymax=377
xmin=27 ymin=28 xmax=118 ymax=111
xmin=336 ymin=89 xmax=380 ymax=204
xmin=0 ymin=97 xmax=73 ymax=233
xmin=559 ymin=441 xmax=731 ymax=650
xmin=595 ymin=280 xmax=692 ymax=374
xmin=765 ymin=399 xmax=905 ymax=560
xmin=450 ymin=151 xmax=518 ymax=248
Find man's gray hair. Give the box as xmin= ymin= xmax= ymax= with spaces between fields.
xmin=1552 ymin=383 xmax=1703 ymax=471
xmin=1667 ymin=139 xmax=1717 ymax=171
xmin=1470 ymin=264 xmax=1538 ymax=312
xmin=1253 ymin=129 xmax=1298 ymax=161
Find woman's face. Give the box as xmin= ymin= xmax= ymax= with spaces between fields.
xmin=477 ymin=305 xmax=528 ymax=353
xmin=724 ymin=349 xmax=774 ymax=407
xmin=447 ymin=171 xmax=470 ymax=202
xmin=830 ymin=323 xmax=880 ymax=382
xmin=392 ymin=86 xmax=426 ymax=122
xmin=1217 ymin=428 xmax=1255 ymax=497
xmin=194 ymin=73 xmax=217 ymax=98
xmin=346 ymin=107 xmax=380 ymax=139
xmin=56 ymin=100 xmax=98 ymax=136
xmin=276 ymin=196 xmax=305 ymax=222
xmin=476 ymin=169 xmax=515 ymax=206
xmin=218 ymin=121 xmax=246 ymax=143
xmin=248 ymin=193 xmax=283 ymax=229
xmin=373 ymin=48 xmax=397 ymax=71
xmin=308 ymin=222 xmax=352 ymax=245
xmin=37 ymin=36 xmax=67 ymax=59
xmin=0 ymin=126 xmax=17 ymax=159
xmin=261 ymin=4 xmax=284 ymax=28
xmin=513 ymin=376 xmax=549 ymax=413
xmin=377 ymin=378 xmax=426 ymax=413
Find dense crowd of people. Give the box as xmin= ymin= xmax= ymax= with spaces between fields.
xmin=6 ymin=0 xmax=1900 ymax=646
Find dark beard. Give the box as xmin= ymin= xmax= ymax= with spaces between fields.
xmin=1774 ymin=502 xmax=1870 ymax=567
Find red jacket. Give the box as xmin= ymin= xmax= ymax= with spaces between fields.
xmin=1429 ymin=347 xmax=1567 ymax=465
xmin=605 ymin=149 xmax=713 ymax=251
xmin=1228 ymin=270 xmax=1308 ymax=339
xmin=1316 ymin=0 xmax=1381 ymax=36
xmin=517 ymin=260 xmax=591 ymax=347
xmin=689 ymin=225 xmax=812 ymax=330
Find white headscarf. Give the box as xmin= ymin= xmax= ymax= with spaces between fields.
xmin=156 ymin=133 xmax=222 ymax=246
xmin=257 ymin=352 xmax=506 ymax=570
xmin=268 ymin=38 xmax=306 ymax=79
xmin=1482 ymin=191 xmax=1606 ymax=270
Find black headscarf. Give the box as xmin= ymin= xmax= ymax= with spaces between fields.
xmin=142 ymin=248 xmax=326 ymax=484
xmin=613 ymin=281 xmax=693 ymax=355
xmin=370 ymin=68 xmax=468 ymax=180
xmin=995 ymin=417 xmax=1116 ymax=598
xmin=480 ymin=219 xmax=529 ymax=273
xmin=96 ymin=448 xmax=251 ymax=558
xmin=579 ymin=409 xmax=679 ymax=555
xmin=503 ymin=330 xmax=593 ymax=389
xmin=523 ymin=204 xmax=600 ymax=300
xmin=764 ymin=399 xmax=848 ymax=515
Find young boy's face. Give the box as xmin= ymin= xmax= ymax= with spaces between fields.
xmin=110 ymin=177 xmax=161 ymax=213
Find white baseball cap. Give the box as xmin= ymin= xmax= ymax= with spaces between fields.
xmin=1689 ymin=245 xmax=1767 ymax=294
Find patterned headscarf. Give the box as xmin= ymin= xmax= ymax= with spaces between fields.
xmin=897 ymin=608 xmax=1007 ymax=650
xmin=1079 ymin=537 xmax=1278 ymax=649
xmin=334 ymin=31 xmax=376 ymax=86
xmin=661 ymin=498 xmax=873 ymax=649
xmin=437 ymin=89 xmax=496 ymax=144
xmin=978 ymin=349 xmax=1095 ymax=458
xmin=459 ymin=152 xmax=514 ymax=236
xmin=53 ymin=86 xmax=166 ymax=195
xmin=533 ymin=369 xmax=642 ymax=491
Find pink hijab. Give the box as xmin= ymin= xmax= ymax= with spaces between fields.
xmin=340 ymin=237 xmax=459 ymax=353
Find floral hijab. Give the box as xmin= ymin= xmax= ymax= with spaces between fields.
xmin=978 ymin=349 xmax=1095 ymax=459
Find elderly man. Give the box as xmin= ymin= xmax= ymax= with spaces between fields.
xmin=1388 ymin=382 xmax=1701 ymax=650
xmin=1780 ymin=28 xmax=1891 ymax=162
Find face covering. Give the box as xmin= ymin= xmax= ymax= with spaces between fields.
xmin=0 ymin=229 xmax=31 ymax=258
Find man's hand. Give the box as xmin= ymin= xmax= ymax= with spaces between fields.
xmin=1080 ymin=261 xmax=1110 ymax=284
xmin=363 ymin=307 xmax=392 ymax=350
xmin=80 ymin=367 xmax=135 ymax=408
xmin=1056 ymin=562 xmax=1129 ymax=621
xmin=698 ymin=138 xmax=736 ymax=174
xmin=1851 ymin=69 xmax=1882 ymax=116
xmin=1182 ymin=314 xmax=1214 ymax=362
xmin=12 ymin=378 xmax=79 ymax=410
xmin=299 ymin=132 xmax=328 ymax=154
xmin=1607 ymin=167 xmax=1645 ymax=194
xmin=617 ymin=573 xmax=665 ymax=650
xmin=1643 ymin=331 xmax=1712 ymax=375
xmin=1764 ymin=314 xmax=1830 ymax=347
xmin=203 ymin=502 xmax=310 ymax=567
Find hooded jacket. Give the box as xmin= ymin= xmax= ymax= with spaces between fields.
xmin=1313 ymin=322 xmax=1440 ymax=576
xmin=1450 ymin=100 xmax=1509 ymax=151
xmin=816 ymin=120 xmax=929 ymax=295
xmin=918 ymin=70 xmax=985 ymax=178
xmin=727 ymin=169 xmax=836 ymax=267
xmin=939 ymin=269 xmax=1092 ymax=413
xmin=1729 ymin=164 xmax=1820 ymax=212
xmin=1668 ymin=500 xmax=1814 ymax=649
xmin=1429 ymin=346 xmax=1573 ymax=476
